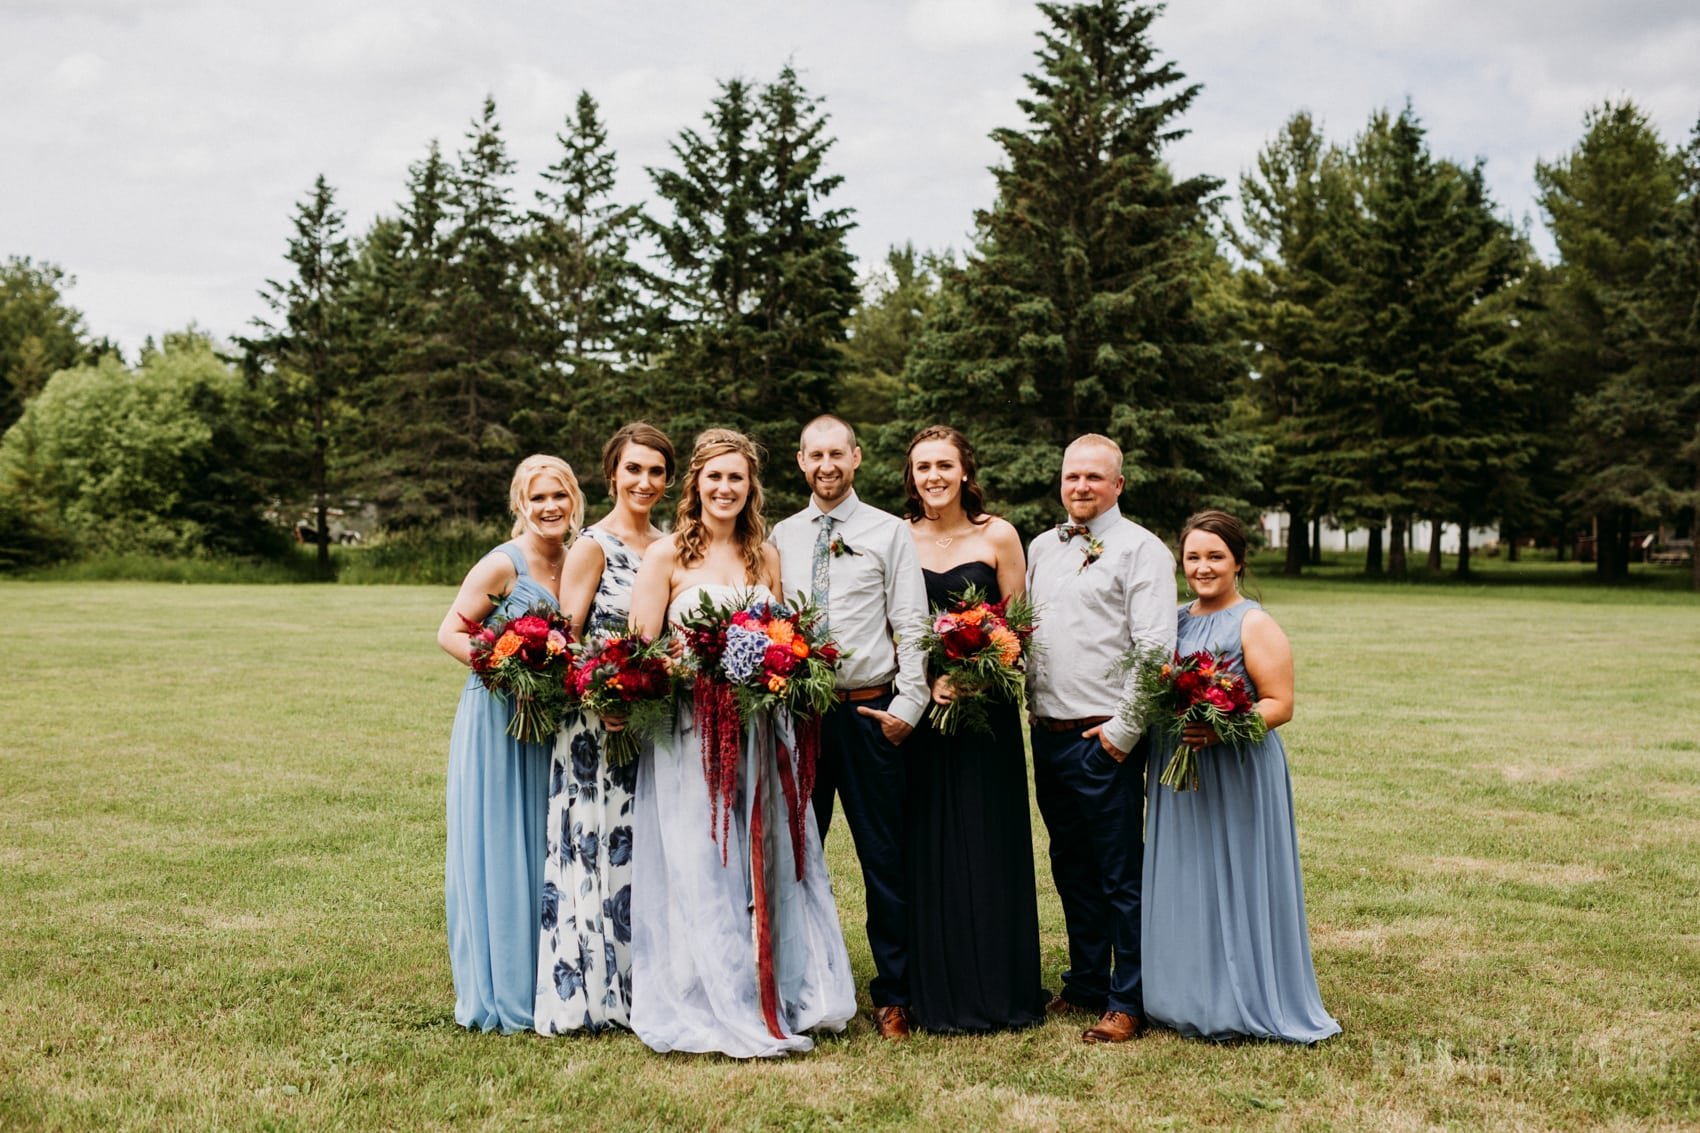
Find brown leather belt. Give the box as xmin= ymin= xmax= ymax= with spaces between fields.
xmin=1034 ymin=715 xmax=1111 ymax=733
xmin=834 ymin=683 xmax=893 ymax=704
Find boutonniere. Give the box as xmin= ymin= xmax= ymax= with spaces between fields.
xmin=1078 ymin=534 xmax=1104 ymax=572
xmin=830 ymin=534 xmax=861 ymax=558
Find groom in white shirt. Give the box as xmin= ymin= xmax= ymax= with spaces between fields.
xmin=771 ymin=414 xmax=930 ymax=1040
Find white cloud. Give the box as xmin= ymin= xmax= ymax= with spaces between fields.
xmin=3 ymin=0 xmax=1697 ymax=354
xmin=903 ymin=0 xmax=1041 ymax=49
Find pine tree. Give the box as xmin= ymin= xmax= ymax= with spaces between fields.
xmin=527 ymin=92 xmax=651 ymax=467
xmin=899 ymin=0 xmax=1256 ymax=537
xmin=239 ymin=174 xmax=358 ymax=578
xmin=647 ymin=68 xmax=858 ymax=514
xmin=647 ymin=78 xmax=765 ymax=446
xmin=1535 ymin=100 xmax=1679 ymax=581
xmin=1315 ymin=106 xmax=1528 ymax=576
xmin=1235 ymin=112 xmax=1355 ymax=574
xmin=1618 ymin=115 xmax=1700 ymax=589
xmin=444 ymin=95 xmax=548 ymax=514
xmin=345 ymin=142 xmax=462 ymax=526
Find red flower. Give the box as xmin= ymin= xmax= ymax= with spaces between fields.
xmin=942 ymin=623 xmax=990 ymax=660
xmin=817 ymin=641 xmax=840 ymax=664
xmin=763 ymin=643 xmax=799 ymax=677
xmin=1203 ymin=686 xmax=1234 ymax=712
xmin=510 ymin=615 xmax=551 ymax=642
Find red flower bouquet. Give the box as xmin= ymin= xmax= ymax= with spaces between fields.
xmin=676 ymin=591 xmax=843 ymax=874
xmin=565 ymin=628 xmax=685 ymax=766
xmin=918 ymin=584 xmax=1038 ymax=736
xmin=1124 ymin=648 xmax=1268 ymax=791
xmin=463 ymin=600 xmax=573 ymax=743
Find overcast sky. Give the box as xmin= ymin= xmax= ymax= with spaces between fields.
xmin=5 ymin=0 xmax=1697 ymax=357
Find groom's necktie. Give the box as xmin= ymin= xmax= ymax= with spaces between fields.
xmin=1057 ymin=522 xmax=1091 ymax=542
xmin=811 ymin=514 xmax=837 ymax=622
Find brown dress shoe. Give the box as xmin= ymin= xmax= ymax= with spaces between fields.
xmin=1081 ymin=1010 xmax=1142 ymax=1043
xmin=1045 ymin=994 xmax=1095 ymax=1017
xmin=872 ymin=1005 xmax=912 ymax=1040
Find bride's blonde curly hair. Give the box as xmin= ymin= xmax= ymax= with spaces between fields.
xmin=674 ymin=429 xmax=766 ymax=580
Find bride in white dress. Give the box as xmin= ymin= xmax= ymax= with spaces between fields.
xmin=626 ymin=428 xmax=856 ymax=1057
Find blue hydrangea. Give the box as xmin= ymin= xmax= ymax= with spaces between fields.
xmin=722 ymin=624 xmax=770 ymax=683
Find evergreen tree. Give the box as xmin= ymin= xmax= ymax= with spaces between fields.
xmin=527 ymin=92 xmax=651 ymax=467
xmin=444 ymin=95 xmax=548 ymax=511
xmin=349 ymin=99 xmax=545 ymax=527
xmin=1317 ymin=106 xmax=1527 ymax=576
xmin=345 ymin=142 xmax=461 ymax=526
xmin=1535 ymin=100 xmax=1679 ymax=581
xmin=842 ymin=245 xmax=946 ymax=511
xmin=1618 ymin=115 xmax=1700 ymax=589
xmin=239 ymin=174 xmax=358 ymax=578
xmin=1235 ymin=112 xmax=1354 ymax=574
xmin=647 ymin=68 xmax=858 ymax=514
xmin=899 ymin=0 xmax=1256 ymax=537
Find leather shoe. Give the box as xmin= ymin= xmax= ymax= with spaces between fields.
xmin=872 ymin=1005 xmax=912 ymax=1040
xmin=1045 ymin=994 xmax=1096 ymax=1017
xmin=1082 ymin=1010 xmax=1142 ymax=1044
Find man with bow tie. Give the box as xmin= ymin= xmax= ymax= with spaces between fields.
xmin=1024 ymin=433 xmax=1176 ymax=1043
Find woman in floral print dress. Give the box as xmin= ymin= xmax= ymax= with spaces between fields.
xmin=535 ymin=423 xmax=674 ymax=1034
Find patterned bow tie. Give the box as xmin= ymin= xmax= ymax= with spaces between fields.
xmin=1057 ymin=523 xmax=1092 ymax=542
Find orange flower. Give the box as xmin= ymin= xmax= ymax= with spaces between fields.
xmin=767 ymin=673 xmax=789 ymax=693
xmin=958 ymin=606 xmax=987 ymax=626
xmin=766 ymin=619 xmax=796 ymax=647
xmin=989 ymin=626 xmax=1021 ymax=665
xmin=790 ymin=636 xmax=811 ymax=659
xmin=492 ymin=632 xmax=522 ymax=661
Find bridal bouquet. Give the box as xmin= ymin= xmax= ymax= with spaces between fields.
xmin=1121 ymin=647 xmax=1267 ymax=792
xmin=565 ymin=628 xmax=684 ymax=766
xmin=677 ymin=592 xmax=843 ymax=870
xmin=463 ymin=600 xmax=573 ymax=743
xmin=918 ymin=584 xmax=1038 ymax=736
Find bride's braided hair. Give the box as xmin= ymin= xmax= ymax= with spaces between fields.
xmin=674 ymin=429 xmax=767 ymax=580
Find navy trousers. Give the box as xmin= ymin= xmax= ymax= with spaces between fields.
xmin=813 ymin=691 xmax=909 ymax=1008
xmin=1030 ymin=725 xmax=1147 ymax=1016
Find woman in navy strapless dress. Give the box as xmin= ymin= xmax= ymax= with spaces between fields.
xmin=900 ymin=426 xmax=1046 ymax=1033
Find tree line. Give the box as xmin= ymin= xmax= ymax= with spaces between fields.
xmin=2 ymin=0 xmax=1696 ymax=588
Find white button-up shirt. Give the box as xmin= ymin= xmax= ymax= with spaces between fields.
xmin=1025 ymin=505 xmax=1177 ymax=753
xmin=771 ymin=490 xmax=930 ymax=727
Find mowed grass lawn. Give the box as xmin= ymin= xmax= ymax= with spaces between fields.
xmin=2 ymin=577 xmax=1697 ymax=1131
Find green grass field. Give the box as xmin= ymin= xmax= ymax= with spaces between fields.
xmin=2 ymin=578 xmax=1697 ymax=1131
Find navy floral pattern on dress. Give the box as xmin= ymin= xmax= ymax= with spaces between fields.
xmin=535 ymin=526 xmax=643 ymax=1033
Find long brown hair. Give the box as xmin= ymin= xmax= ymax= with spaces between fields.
xmin=674 ymin=429 xmax=766 ymax=579
xmin=903 ymin=424 xmax=988 ymax=524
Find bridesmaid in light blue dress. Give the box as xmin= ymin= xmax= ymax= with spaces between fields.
xmin=1142 ymin=510 xmax=1339 ymax=1044
xmin=536 ymin=424 xmax=673 ymax=1035
xmin=437 ymin=455 xmax=583 ymax=1033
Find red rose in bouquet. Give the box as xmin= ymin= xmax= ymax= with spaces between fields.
xmin=463 ymin=599 xmax=573 ymax=743
xmin=676 ymin=591 xmax=844 ymax=875
xmin=919 ymin=584 xmax=1038 ymax=737
xmin=565 ymin=628 xmax=685 ymax=766
xmin=1123 ymin=647 xmax=1268 ymax=792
